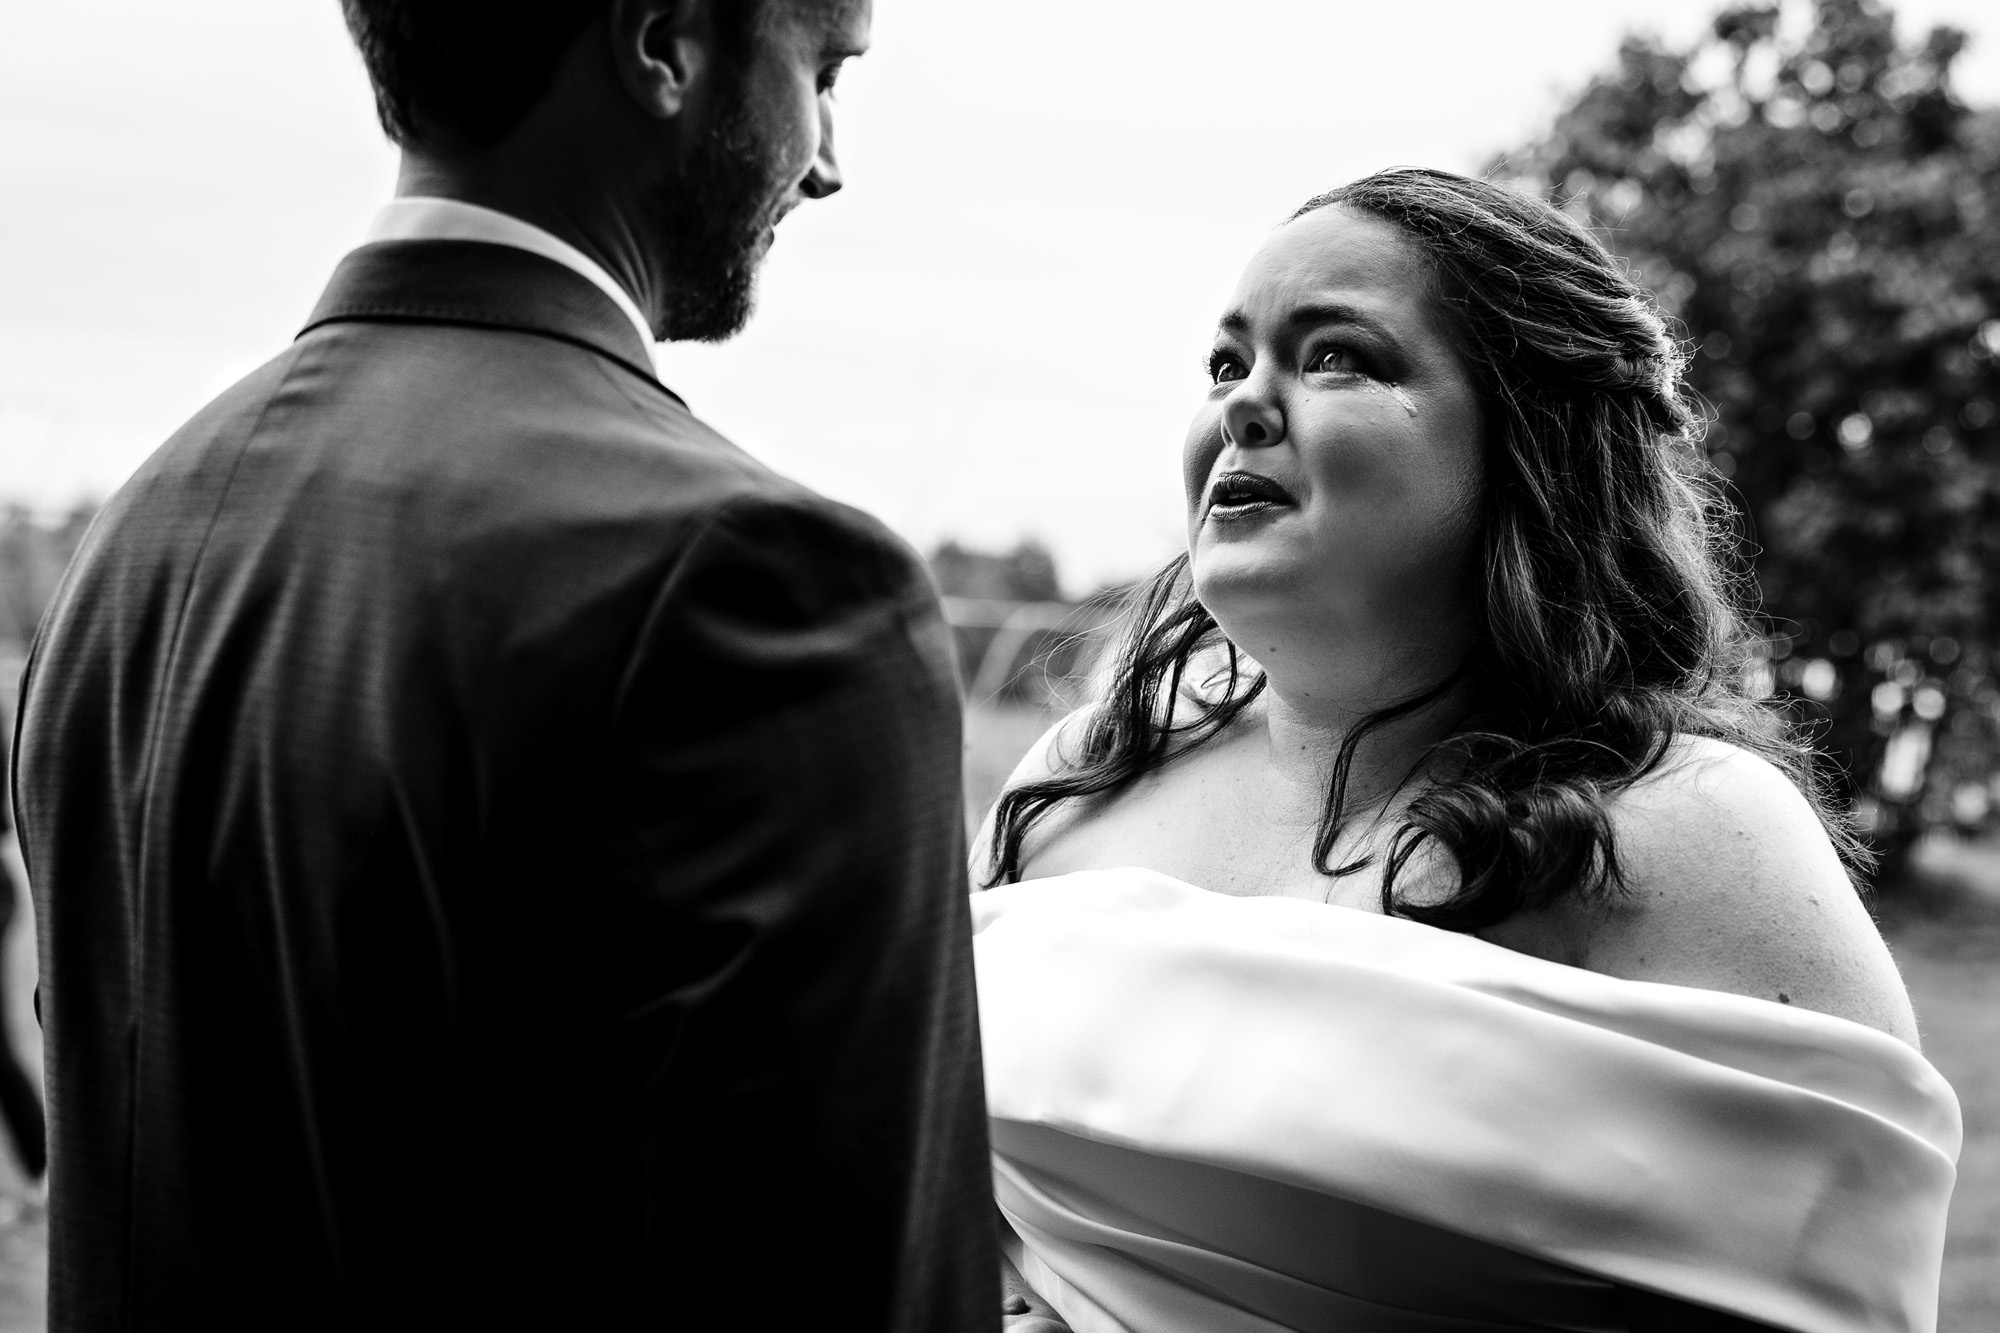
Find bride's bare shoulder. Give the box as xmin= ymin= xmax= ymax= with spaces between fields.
xmin=1578 ymin=734 xmax=1920 ymax=1044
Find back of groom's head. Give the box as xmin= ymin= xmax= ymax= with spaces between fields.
xmin=336 ymin=0 xmax=868 ymax=343
xmin=339 ymin=0 xmax=759 ymax=152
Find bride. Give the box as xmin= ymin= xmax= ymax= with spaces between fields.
xmin=973 ymin=168 xmax=1960 ymax=1332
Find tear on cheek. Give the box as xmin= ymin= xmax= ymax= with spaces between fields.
xmin=1355 ymin=382 xmax=1419 ymax=417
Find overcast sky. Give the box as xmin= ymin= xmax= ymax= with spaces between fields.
xmin=4 ymin=1 xmax=1995 ymax=592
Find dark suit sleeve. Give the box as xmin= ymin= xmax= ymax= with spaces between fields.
xmin=608 ymin=492 xmax=996 ymax=1331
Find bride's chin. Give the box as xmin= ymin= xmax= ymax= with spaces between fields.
xmin=1190 ymin=554 xmax=1308 ymax=626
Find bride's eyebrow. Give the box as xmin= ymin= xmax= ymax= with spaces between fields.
xmin=1218 ymin=302 xmax=1398 ymax=346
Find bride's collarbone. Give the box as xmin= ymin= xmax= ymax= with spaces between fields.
xmin=1030 ymin=795 xmax=1307 ymax=897
xmin=1032 ymin=789 xmax=1604 ymax=966
xmin=1030 ymin=762 xmax=1426 ymax=911
xmin=1014 ymin=704 xmax=1613 ymax=953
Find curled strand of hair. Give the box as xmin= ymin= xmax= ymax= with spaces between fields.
xmin=1312 ymin=664 xmax=1471 ymax=881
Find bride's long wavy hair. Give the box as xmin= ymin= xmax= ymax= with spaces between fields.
xmin=984 ymin=167 xmax=1863 ymax=928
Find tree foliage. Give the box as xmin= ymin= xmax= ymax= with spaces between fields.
xmin=1497 ymin=0 xmax=2000 ymax=868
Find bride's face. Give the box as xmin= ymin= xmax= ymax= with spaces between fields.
xmin=1184 ymin=207 xmax=1485 ymax=651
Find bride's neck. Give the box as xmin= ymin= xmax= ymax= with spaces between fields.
xmin=1259 ymin=685 xmax=1468 ymax=808
xmin=1243 ymin=626 xmax=1474 ymax=806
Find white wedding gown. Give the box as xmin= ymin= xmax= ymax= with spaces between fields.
xmin=974 ymin=869 xmax=1961 ymax=1333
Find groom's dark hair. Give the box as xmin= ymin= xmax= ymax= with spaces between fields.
xmin=339 ymin=0 xmax=761 ymax=150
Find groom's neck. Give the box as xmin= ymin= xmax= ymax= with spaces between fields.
xmin=387 ymin=35 xmax=669 ymax=338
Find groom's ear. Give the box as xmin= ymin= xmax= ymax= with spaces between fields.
xmin=607 ymin=0 xmax=719 ymax=121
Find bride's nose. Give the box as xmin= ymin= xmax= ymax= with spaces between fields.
xmin=1221 ymin=388 xmax=1283 ymax=449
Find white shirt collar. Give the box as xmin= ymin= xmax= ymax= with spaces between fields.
xmin=364 ymin=197 xmax=657 ymax=362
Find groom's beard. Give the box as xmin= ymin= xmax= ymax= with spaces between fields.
xmin=651 ymin=86 xmax=784 ymax=343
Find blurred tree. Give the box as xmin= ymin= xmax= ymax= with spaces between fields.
xmin=0 ymin=504 xmax=95 ymax=660
xmin=1497 ymin=0 xmax=2000 ymax=879
xmin=928 ymin=539 xmax=1063 ymax=604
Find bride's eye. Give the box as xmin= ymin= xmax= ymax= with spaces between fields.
xmin=1208 ymin=350 xmax=1247 ymax=384
xmin=1309 ymin=346 xmax=1362 ymax=375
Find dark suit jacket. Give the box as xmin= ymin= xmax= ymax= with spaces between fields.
xmin=11 ymin=240 xmax=996 ymax=1330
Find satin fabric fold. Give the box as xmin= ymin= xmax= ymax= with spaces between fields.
xmin=974 ymin=870 xmax=1961 ymax=1333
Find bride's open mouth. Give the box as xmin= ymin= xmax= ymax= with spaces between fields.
xmin=1206 ymin=470 xmax=1297 ymax=521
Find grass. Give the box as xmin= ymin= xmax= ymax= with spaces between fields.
xmin=1878 ymin=854 xmax=2000 ymax=1332
xmin=0 ymin=702 xmax=1989 ymax=1329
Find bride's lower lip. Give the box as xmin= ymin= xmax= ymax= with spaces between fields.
xmin=1207 ymin=499 xmax=1291 ymax=522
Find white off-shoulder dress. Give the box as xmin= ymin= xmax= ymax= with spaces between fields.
xmin=974 ymin=869 xmax=1961 ymax=1333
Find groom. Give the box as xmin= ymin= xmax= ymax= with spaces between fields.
xmin=11 ymin=0 xmax=995 ymax=1328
